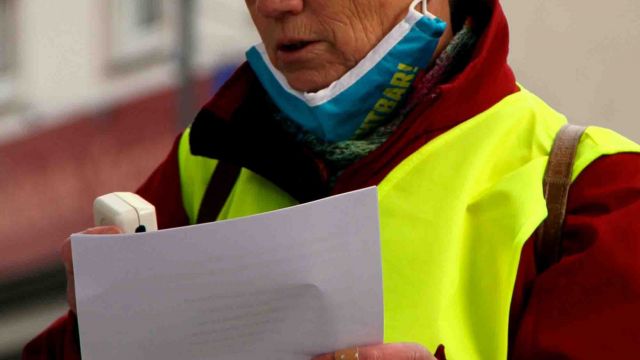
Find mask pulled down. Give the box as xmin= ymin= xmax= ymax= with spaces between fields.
xmin=247 ymin=0 xmax=447 ymax=142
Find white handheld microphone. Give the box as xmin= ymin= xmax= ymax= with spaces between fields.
xmin=93 ymin=192 xmax=158 ymax=234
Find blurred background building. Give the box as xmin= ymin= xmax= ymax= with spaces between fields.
xmin=0 ymin=1 xmax=258 ymax=358
xmin=1 ymin=1 xmax=639 ymax=359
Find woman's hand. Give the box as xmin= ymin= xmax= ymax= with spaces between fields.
xmin=61 ymin=226 xmax=122 ymax=313
xmin=312 ymin=343 xmax=436 ymax=360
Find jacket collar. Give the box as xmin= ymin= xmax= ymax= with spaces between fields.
xmin=190 ymin=0 xmax=518 ymax=201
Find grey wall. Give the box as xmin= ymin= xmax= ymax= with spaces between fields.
xmin=502 ymin=0 xmax=640 ymax=142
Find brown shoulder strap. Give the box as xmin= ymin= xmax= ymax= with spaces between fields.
xmin=197 ymin=161 xmax=241 ymax=224
xmin=535 ymin=124 xmax=587 ymax=272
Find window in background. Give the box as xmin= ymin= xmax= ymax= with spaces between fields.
xmin=0 ymin=0 xmax=16 ymax=105
xmin=109 ymin=0 xmax=172 ymax=71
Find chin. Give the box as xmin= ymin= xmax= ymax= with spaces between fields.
xmin=282 ymin=68 xmax=343 ymax=93
xmin=285 ymin=74 xmax=329 ymax=93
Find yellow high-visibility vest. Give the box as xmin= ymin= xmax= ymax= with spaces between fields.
xmin=178 ymin=88 xmax=640 ymax=359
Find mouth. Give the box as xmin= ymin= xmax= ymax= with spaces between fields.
xmin=277 ymin=40 xmax=316 ymax=53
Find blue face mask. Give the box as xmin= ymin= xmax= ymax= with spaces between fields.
xmin=246 ymin=0 xmax=447 ymax=142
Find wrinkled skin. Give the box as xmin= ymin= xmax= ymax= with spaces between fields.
xmin=245 ymin=0 xmax=452 ymax=92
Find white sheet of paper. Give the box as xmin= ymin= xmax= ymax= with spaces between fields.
xmin=72 ymin=187 xmax=382 ymax=360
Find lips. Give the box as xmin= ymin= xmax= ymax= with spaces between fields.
xmin=277 ymin=40 xmax=314 ymax=53
xmin=275 ymin=39 xmax=321 ymax=65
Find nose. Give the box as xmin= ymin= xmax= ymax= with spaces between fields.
xmin=255 ymin=0 xmax=303 ymax=19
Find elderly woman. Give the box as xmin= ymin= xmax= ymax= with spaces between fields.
xmin=25 ymin=0 xmax=640 ymax=359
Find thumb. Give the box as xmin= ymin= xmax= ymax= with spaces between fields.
xmin=313 ymin=343 xmax=435 ymax=360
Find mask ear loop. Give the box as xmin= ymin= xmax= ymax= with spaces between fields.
xmin=410 ymin=0 xmax=435 ymax=18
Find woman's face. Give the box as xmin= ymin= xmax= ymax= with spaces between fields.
xmin=245 ymin=0 xmax=451 ymax=92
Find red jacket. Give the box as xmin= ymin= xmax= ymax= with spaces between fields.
xmin=23 ymin=0 xmax=640 ymax=358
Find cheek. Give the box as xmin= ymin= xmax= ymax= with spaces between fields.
xmin=319 ymin=24 xmax=367 ymax=69
xmin=317 ymin=4 xmax=395 ymax=67
xmin=331 ymin=39 xmax=360 ymax=67
xmin=252 ymin=18 xmax=271 ymax=44
xmin=250 ymin=18 xmax=279 ymax=63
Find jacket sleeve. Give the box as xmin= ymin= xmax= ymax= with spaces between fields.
xmin=22 ymin=134 xmax=187 ymax=359
xmin=21 ymin=311 xmax=81 ymax=360
xmin=510 ymin=153 xmax=640 ymax=359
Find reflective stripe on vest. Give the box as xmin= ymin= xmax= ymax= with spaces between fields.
xmin=178 ymin=87 xmax=640 ymax=359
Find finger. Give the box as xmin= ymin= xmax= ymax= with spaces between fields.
xmin=60 ymin=226 xmax=122 ymax=271
xmin=82 ymin=226 xmax=123 ymax=235
xmin=61 ymin=226 xmax=123 ymax=314
xmin=312 ymin=343 xmax=435 ymax=360
xmin=60 ymin=237 xmax=73 ymax=272
xmin=67 ymin=271 xmax=77 ymax=313
xmin=60 ymin=237 xmax=76 ymax=313
xmin=358 ymin=343 xmax=434 ymax=360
